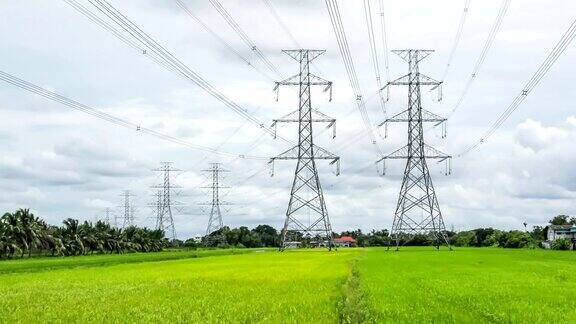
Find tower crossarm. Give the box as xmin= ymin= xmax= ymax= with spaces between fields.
xmin=198 ymin=202 xmax=232 ymax=206
xmin=274 ymin=73 xmax=332 ymax=101
xmin=391 ymin=49 xmax=434 ymax=63
xmin=270 ymin=144 xmax=338 ymax=161
xmin=272 ymin=109 xmax=336 ymax=139
xmin=376 ymin=144 xmax=451 ymax=163
xmin=269 ymin=144 xmax=340 ymax=176
xmin=381 ymin=72 xmax=442 ymax=90
xmin=378 ymin=108 xmax=446 ymax=127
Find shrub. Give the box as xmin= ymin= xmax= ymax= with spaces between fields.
xmin=551 ymin=238 xmax=572 ymax=250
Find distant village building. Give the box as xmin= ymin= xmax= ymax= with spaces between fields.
xmin=334 ymin=236 xmax=357 ymax=247
xmin=544 ymin=225 xmax=576 ymax=249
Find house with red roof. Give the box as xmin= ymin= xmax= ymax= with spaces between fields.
xmin=334 ymin=236 xmax=357 ymax=247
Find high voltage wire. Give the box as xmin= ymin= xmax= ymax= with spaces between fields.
xmin=459 ymin=18 xmax=576 ymax=156
xmin=172 ymin=0 xmax=302 ymax=163
xmin=208 ymin=0 xmax=283 ymax=78
xmin=377 ymin=0 xmax=390 ymax=94
xmin=62 ymin=0 xmax=181 ymax=77
xmin=261 ymin=0 xmax=300 ymax=48
xmin=324 ymin=0 xmax=383 ymax=156
xmin=448 ymin=0 xmax=510 ymax=119
xmin=0 ymin=70 xmax=266 ymax=160
xmin=261 ymin=0 xmax=325 ymax=77
xmin=64 ymin=0 xmax=284 ymax=144
xmin=441 ymin=0 xmax=472 ymax=82
xmin=363 ymin=0 xmax=387 ymax=117
xmin=173 ymin=0 xmax=274 ymax=83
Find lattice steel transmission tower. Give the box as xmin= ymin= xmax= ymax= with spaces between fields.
xmin=377 ymin=49 xmax=452 ymax=250
xmin=104 ymin=207 xmax=111 ymax=225
xmin=151 ymin=162 xmax=180 ymax=240
xmin=200 ymin=163 xmax=230 ymax=237
xmin=120 ymin=190 xmax=135 ymax=228
xmin=271 ymin=49 xmax=339 ymax=250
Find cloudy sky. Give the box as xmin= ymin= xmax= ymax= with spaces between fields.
xmin=0 ymin=0 xmax=575 ymax=238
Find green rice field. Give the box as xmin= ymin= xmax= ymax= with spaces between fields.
xmin=0 ymin=247 xmax=574 ymax=323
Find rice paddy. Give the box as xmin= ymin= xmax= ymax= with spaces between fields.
xmin=0 ymin=247 xmax=574 ymax=323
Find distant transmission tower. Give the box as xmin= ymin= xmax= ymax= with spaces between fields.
xmin=378 ymin=49 xmax=451 ymax=250
xmin=104 ymin=207 xmax=111 ymax=225
xmin=120 ymin=190 xmax=135 ymax=228
xmin=271 ymin=49 xmax=339 ymax=250
xmin=200 ymin=163 xmax=231 ymax=237
xmin=151 ymin=162 xmax=180 ymax=240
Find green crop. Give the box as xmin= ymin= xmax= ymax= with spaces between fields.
xmin=1 ymin=247 xmax=574 ymax=323
xmin=357 ymin=247 xmax=576 ymax=323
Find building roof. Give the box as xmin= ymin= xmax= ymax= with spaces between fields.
xmin=549 ymin=225 xmax=576 ymax=234
xmin=549 ymin=224 xmax=575 ymax=229
xmin=335 ymin=236 xmax=357 ymax=243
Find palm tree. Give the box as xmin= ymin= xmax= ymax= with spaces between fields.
xmin=16 ymin=209 xmax=42 ymax=257
xmin=61 ymin=218 xmax=84 ymax=256
xmin=0 ymin=209 xmax=167 ymax=258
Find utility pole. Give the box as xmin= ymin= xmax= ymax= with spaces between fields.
xmin=378 ymin=49 xmax=451 ymax=250
xmin=120 ymin=190 xmax=135 ymax=228
xmin=151 ymin=162 xmax=180 ymax=240
xmin=200 ymin=163 xmax=231 ymax=239
xmin=271 ymin=49 xmax=339 ymax=251
xmin=104 ymin=207 xmax=111 ymax=225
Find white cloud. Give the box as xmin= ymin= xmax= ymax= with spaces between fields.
xmin=0 ymin=0 xmax=575 ymax=238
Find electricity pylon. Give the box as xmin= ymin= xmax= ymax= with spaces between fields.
xmin=270 ymin=49 xmax=339 ymax=251
xmin=200 ymin=163 xmax=231 ymax=238
xmin=120 ymin=190 xmax=135 ymax=228
xmin=151 ymin=162 xmax=180 ymax=240
xmin=377 ymin=49 xmax=452 ymax=250
xmin=104 ymin=207 xmax=111 ymax=225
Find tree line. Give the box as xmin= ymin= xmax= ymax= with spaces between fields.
xmin=0 ymin=209 xmax=165 ymax=259
xmin=2 ymin=209 xmax=574 ymax=259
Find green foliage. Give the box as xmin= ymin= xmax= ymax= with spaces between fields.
xmin=203 ymin=225 xmax=277 ymax=248
xmin=549 ymin=215 xmax=571 ymax=225
xmin=452 ymin=228 xmax=536 ymax=249
xmin=358 ymin=247 xmax=576 ymax=323
xmin=0 ymin=248 xmax=575 ymax=322
xmin=0 ymin=209 xmax=166 ymax=259
xmin=551 ymin=237 xmax=572 ymax=250
xmin=336 ymin=229 xmax=390 ymax=247
xmin=0 ymin=249 xmax=355 ymax=322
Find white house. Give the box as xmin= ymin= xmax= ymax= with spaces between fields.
xmin=544 ymin=225 xmax=576 ymax=249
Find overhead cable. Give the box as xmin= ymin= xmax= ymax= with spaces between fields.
xmin=458 ymin=18 xmax=576 ymax=156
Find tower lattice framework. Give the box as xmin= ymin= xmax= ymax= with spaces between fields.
xmin=120 ymin=190 xmax=135 ymax=228
xmin=151 ymin=162 xmax=180 ymax=240
xmin=378 ymin=49 xmax=452 ymax=250
xmin=200 ymin=163 xmax=230 ymax=237
xmin=271 ymin=49 xmax=339 ymax=250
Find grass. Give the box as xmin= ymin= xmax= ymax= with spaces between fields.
xmin=0 ymin=247 xmax=575 ymax=323
xmin=0 ymin=248 xmax=357 ymax=323
xmin=0 ymin=248 xmax=254 ymax=275
xmin=357 ymin=247 xmax=576 ymax=323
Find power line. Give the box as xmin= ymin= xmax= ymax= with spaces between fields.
xmin=260 ymin=0 xmax=326 ymax=78
xmin=208 ymin=0 xmax=283 ymax=78
xmin=363 ymin=0 xmax=387 ymax=117
xmin=448 ymin=0 xmax=510 ymax=118
xmin=459 ymin=18 xmax=576 ymax=156
xmin=173 ymin=0 xmax=274 ymax=82
xmin=0 ymin=70 xmax=266 ymax=160
xmin=378 ymin=0 xmax=390 ymax=92
xmin=441 ymin=0 xmax=472 ymax=81
xmin=262 ymin=0 xmax=300 ymax=48
xmin=324 ymin=0 xmax=383 ymax=156
xmin=64 ymin=0 xmax=282 ymax=143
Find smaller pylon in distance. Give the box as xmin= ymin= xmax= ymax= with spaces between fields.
xmin=199 ymin=163 xmax=231 ymax=244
